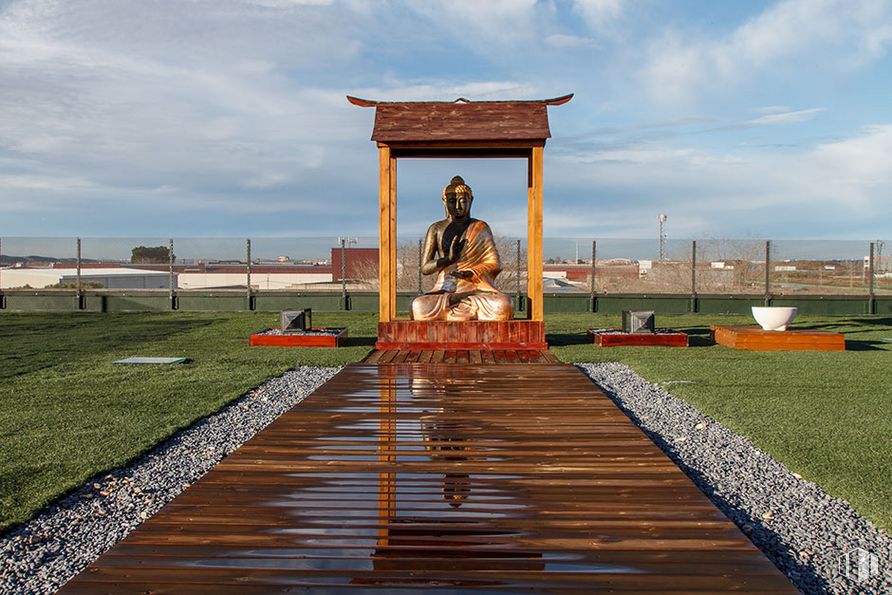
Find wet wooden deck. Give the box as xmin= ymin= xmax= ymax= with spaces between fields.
xmin=61 ymin=356 xmax=794 ymax=593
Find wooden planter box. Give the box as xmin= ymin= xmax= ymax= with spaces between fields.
xmin=249 ymin=328 xmax=347 ymax=348
xmin=588 ymin=329 xmax=688 ymax=347
xmin=376 ymin=320 xmax=547 ymax=350
xmin=711 ymin=325 xmax=845 ymax=351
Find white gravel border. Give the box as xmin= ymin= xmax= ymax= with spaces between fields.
xmin=579 ymin=362 xmax=891 ymax=595
xmin=0 ymin=366 xmax=338 ymax=595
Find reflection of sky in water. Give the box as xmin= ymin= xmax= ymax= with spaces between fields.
xmin=304 ymin=454 xmax=505 ymax=462
xmin=189 ymin=557 xmax=376 ymax=571
xmin=327 ymin=406 xmax=438 ymax=414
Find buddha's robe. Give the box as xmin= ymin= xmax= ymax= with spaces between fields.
xmin=411 ymin=220 xmax=514 ymax=322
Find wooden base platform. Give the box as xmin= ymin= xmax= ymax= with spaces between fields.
xmin=589 ymin=329 xmax=688 ymax=347
xmin=61 ymin=360 xmax=793 ymax=593
xmin=249 ymin=328 xmax=347 ymax=348
xmin=377 ymin=320 xmax=546 ymax=350
xmin=364 ymin=349 xmax=561 ymax=364
xmin=712 ymin=325 xmax=845 ymax=351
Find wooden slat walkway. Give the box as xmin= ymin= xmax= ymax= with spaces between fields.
xmin=61 ymin=360 xmax=794 ymax=593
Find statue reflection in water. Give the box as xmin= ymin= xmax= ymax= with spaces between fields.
xmin=421 ymin=415 xmax=471 ymax=508
xmin=350 ymin=371 xmax=542 ymax=587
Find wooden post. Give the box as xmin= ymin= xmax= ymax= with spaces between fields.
xmin=515 ymin=239 xmax=523 ymax=312
xmin=527 ymin=146 xmax=544 ymax=321
xmin=389 ymin=155 xmax=397 ymax=318
xmin=378 ymin=146 xmax=396 ymax=322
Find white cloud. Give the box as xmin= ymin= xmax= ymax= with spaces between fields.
xmin=0 ymin=174 xmax=95 ymax=191
xmin=544 ymin=33 xmax=598 ymax=48
xmin=241 ymin=0 xmax=334 ymax=7
xmin=746 ymin=108 xmax=824 ymax=126
xmin=0 ymin=0 xmax=381 ymax=232
xmin=0 ymin=0 xmax=888 ymax=239
xmin=403 ymin=0 xmax=539 ymax=44
xmin=811 ymin=125 xmax=892 ymax=195
xmin=0 ymin=0 xmax=552 ymax=235
xmin=573 ymin=0 xmax=625 ymax=33
xmin=751 ymin=105 xmax=792 ymax=114
xmin=349 ymin=80 xmax=540 ymax=102
xmin=245 ymin=172 xmax=293 ymax=189
xmin=641 ymin=0 xmax=892 ymax=104
xmin=548 ymin=124 xmax=892 ymax=237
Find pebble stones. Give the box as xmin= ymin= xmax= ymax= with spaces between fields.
xmin=577 ymin=362 xmax=891 ymax=595
xmin=0 ymin=366 xmax=338 ymax=595
xmin=257 ymin=328 xmax=343 ymax=336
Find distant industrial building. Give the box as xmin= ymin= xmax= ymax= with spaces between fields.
xmin=0 ymin=267 xmax=174 ymax=289
xmin=331 ymin=247 xmax=378 ymax=281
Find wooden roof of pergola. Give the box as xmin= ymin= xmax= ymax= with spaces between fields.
xmin=349 ymin=94 xmax=572 ymax=322
xmin=348 ymin=94 xmax=572 ymax=158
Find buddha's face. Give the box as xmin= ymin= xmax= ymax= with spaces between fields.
xmin=444 ymin=190 xmax=472 ymax=219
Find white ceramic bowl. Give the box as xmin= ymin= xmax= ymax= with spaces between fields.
xmin=751 ymin=306 xmax=798 ymax=331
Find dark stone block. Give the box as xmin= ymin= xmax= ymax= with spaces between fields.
xmin=281 ymin=308 xmax=312 ymax=333
xmin=622 ymin=310 xmax=655 ymax=334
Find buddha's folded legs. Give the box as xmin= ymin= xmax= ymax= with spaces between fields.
xmin=411 ymin=293 xmax=449 ymax=321
xmin=410 ymin=291 xmax=513 ymax=321
xmin=462 ymin=292 xmax=513 ymax=321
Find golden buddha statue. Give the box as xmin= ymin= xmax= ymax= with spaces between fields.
xmin=410 ymin=176 xmax=514 ymax=322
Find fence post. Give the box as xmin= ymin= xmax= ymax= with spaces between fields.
xmin=417 ymin=238 xmax=423 ymax=294
xmin=869 ymin=241 xmax=875 ymax=315
xmin=246 ymin=238 xmax=253 ymax=311
xmin=0 ymin=237 xmax=4 ymax=310
xmin=169 ymin=238 xmax=176 ymax=310
xmin=590 ymin=240 xmax=597 ymax=312
xmin=76 ymin=237 xmax=83 ymax=310
xmin=764 ymin=240 xmax=771 ymax=306
xmin=690 ymin=240 xmax=697 ymax=313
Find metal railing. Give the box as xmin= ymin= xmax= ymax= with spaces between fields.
xmin=1 ymin=237 xmax=888 ymax=311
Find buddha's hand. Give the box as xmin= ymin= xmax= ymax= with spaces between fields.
xmin=436 ymin=236 xmax=466 ymax=269
xmin=449 ymin=269 xmax=474 ymax=280
xmin=446 ymin=236 xmax=465 ymax=264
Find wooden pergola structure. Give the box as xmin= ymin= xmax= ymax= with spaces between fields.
xmin=348 ymin=93 xmax=572 ymax=326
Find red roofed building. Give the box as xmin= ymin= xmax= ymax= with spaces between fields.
xmin=331 ymin=247 xmax=379 ymax=281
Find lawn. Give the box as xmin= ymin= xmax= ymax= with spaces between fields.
xmin=0 ymin=311 xmax=890 ymax=536
xmin=0 ymin=311 xmax=374 ymax=531
xmin=549 ymin=313 xmax=892 ymax=533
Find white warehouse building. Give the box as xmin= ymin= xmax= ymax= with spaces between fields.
xmin=0 ymin=268 xmax=175 ymax=289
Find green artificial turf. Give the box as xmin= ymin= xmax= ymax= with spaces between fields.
xmin=1 ymin=311 xmax=890 ymax=537
xmin=548 ymin=313 xmax=892 ymax=533
xmin=0 ymin=311 xmax=376 ymax=531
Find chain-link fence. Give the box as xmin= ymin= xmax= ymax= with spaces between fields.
xmin=0 ymin=236 xmax=885 ymax=302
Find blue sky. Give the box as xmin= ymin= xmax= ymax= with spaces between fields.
xmin=1 ymin=0 xmax=891 ymax=244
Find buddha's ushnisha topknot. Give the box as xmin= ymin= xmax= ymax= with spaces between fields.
xmin=443 ymin=175 xmax=472 ymax=199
